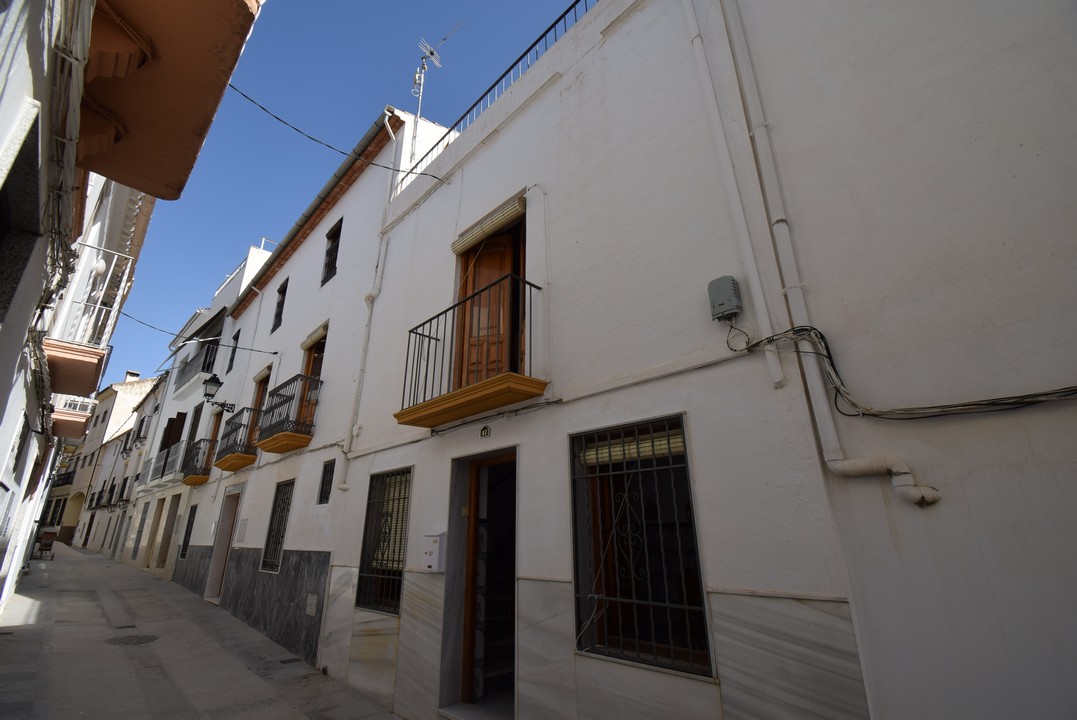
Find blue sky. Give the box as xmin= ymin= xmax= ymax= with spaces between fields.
xmin=103 ymin=0 xmax=575 ymax=387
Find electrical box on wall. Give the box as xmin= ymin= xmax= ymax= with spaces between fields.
xmin=422 ymin=532 xmax=446 ymax=572
xmin=708 ymin=275 xmax=742 ymax=321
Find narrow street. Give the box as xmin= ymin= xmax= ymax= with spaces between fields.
xmin=0 ymin=543 xmax=401 ymax=720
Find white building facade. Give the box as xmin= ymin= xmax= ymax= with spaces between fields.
xmin=110 ymin=1 xmax=1077 ymax=718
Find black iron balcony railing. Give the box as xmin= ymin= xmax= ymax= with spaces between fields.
xmin=216 ymin=408 xmax=260 ymax=462
xmin=259 ymin=374 xmax=322 ymax=441
xmin=175 ymin=341 xmax=219 ymax=389
xmin=398 ymin=0 xmax=597 ymax=193
xmin=181 ymin=438 xmax=216 ymax=479
xmin=53 ymin=470 xmax=76 ymax=487
xmin=401 ymin=273 xmax=541 ymax=410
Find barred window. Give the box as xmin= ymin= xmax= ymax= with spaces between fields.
xmin=180 ymin=505 xmax=197 ymax=559
xmin=261 ymin=480 xmax=294 ymax=572
xmin=571 ymin=416 xmax=711 ymax=676
xmin=317 ymin=460 xmax=335 ymax=505
xmin=356 ymin=469 xmax=411 ymax=613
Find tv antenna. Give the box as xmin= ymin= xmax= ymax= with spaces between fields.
xmin=410 ymin=21 xmax=460 ymax=162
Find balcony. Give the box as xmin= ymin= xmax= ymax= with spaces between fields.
xmin=395 ymin=274 xmax=547 ymax=428
xmin=181 ymin=438 xmax=216 ymax=487
xmin=42 ymin=338 xmax=108 ymax=398
xmin=214 ymin=408 xmax=259 ymax=472
xmin=77 ymin=0 xmax=263 ymax=200
xmin=256 ymin=374 xmax=322 ymax=454
xmin=50 ymin=394 xmax=97 ymax=438
xmin=172 ymin=342 xmax=219 ymax=398
xmin=53 ymin=471 xmax=76 ymax=488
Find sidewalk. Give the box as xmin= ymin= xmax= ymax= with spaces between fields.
xmin=0 ymin=543 xmax=402 ymax=719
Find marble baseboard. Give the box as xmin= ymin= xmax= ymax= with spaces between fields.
xmin=349 ymin=609 xmax=400 ymax=709
xmin=320 ymin=566 xmax=359 ymax=677
xmin=517 ymin=578 xmax=578 ymax=720
xmin=575 ymin=653 xmax=722 ymax=720
xmin=171 ymin=545 xmax=212 ymax=595
xmin=710 ymin=592 xmax=868 ymax=720
xmin=393 ymin=571 xmax=444 ymax=720
xmin=219 ymin=548 xmax=331 ymax=665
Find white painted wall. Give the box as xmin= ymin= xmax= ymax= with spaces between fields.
xmin=147 ymin=0 xmax=1077 ymax=716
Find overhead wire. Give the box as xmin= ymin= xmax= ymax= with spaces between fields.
xmin=226 ymin=83 xmax=443 ymax=181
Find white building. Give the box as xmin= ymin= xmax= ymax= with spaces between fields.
xmin=110 ymin=1 xmax=1076 ymax=718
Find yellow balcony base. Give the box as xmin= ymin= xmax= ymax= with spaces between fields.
xmin=394 ymin=372 xmax=549 ymax=429
xmin=182 ymin=474 xmax=209 ymax=487
xmin=214 ymin=453 xmax=256 ymax=472
xmin=256 ymin=431 xmax=313 ymax=454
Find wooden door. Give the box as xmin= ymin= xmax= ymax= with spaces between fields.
xmin=457 ymin=235 xmax=514 ymax=389
xmin=300 ymin=338 xmax=326 ymax=424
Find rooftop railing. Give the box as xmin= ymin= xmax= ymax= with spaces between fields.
xmin=396 ymin=0 xmax=597 ymax=194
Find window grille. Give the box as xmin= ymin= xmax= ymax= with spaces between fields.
xmin=317 ymin=460 xmax=335 ymax=505
xmin=261 ymin=480 xmax=294 ymax=572
xmin=356 ymin=469 xmax=411 ymax=613
xmin=571 ymin=416 xmax=712 ymax=676
xmin=180 ymin=505 xmax=197 ymax=559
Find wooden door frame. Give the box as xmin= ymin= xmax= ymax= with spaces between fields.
xmin=460 ymin=451 xmax=517 ymax=704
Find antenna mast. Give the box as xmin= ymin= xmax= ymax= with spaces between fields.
xmin=410 ymin=22 xmax=460 ymax=163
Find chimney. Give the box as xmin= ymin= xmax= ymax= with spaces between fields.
xmin=124 ymin=371 xmax=141 ymax=383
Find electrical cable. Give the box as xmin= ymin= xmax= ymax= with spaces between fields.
xmin=227 ymin=83 xmax=443 ymax=181
xmin=734 ymin=324 xmax=1077 ymax=420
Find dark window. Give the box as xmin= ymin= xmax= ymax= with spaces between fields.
xmin=317 ymin=459 xmax=335 ymax=505
xmin=356 ymin=468 xmax=411 ymax=613
xmin=261 ymin=480 xmax=294 ymax=572
xmin=227 ymin=330 xmax=240 ymax=373
xmin=131 ymin=502 xmax=149 ymax=560
xmin=179 ymin=505 xmax=197 ymax=559
xmin=571 ymin=416 xmax=711 ymax=676
xmin=272 ymin=279 xmax=288 ymax=332
xmin=322 ymin=219 xmax=341 ymax=285
xmin=13 ymin=417 xmax=30 ymax=473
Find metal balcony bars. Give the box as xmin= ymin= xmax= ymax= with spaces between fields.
xmin=401 ymin=273 xmax=540 ymax=410
xmin=258 ymin=374 xmax=322 ymax=441
xmin=181 ymin=438 xmax=216 ymax=479
xmin=215 ymin=408 xmax=260 ymax=462
xmin=174 ymin=341 xmax=220 ymax=389
xmin=396 ymin=0 xmax=598 ymax=194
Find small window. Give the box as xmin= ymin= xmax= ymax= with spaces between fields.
xmin=356 ymin=468 xmax=412 ymax=613
xmin=226 ymin=330 xmax=241 ymax=373
xmin=322 ymin=219 xmax=341 ymax=285
xmin=261 ymin=479 xmax=294 ymax=572
xmin=272 ymin=279 xmax=288 ymax=332
xmin=317 ymin=459 xmax=335 ymax=504
xmin=571 ymin=415 xmax=711 ymax=676
xmin=179 ymin=505 xmax=197 ymax=559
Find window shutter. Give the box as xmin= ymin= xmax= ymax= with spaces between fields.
xmin=452 ymin=195 xmax=526 ymax=255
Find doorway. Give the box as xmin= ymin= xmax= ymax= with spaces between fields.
xmin=205 ymin=489 xmax=241 ymax=602
xmin=452 ymin=453 xmax=517 ymax=713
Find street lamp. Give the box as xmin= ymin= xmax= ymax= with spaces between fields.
xmin=202 ymin=374 xmax=235 ymax=412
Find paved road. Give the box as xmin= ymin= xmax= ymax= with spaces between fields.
xmin=0 ymin=542 xmax=402 ymax=719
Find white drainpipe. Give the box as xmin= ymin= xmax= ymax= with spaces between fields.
xmin=694 ymin=0 xmax=939 ymax=506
